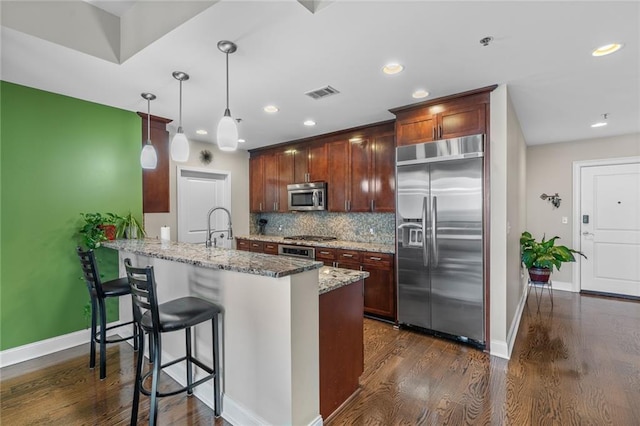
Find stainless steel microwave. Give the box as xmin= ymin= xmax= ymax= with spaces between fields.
xmin=287 ymin=182 xmax=327 ymax=211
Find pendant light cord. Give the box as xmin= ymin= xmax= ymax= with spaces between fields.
xmin=178 ymin=79 xmax=183 ymax=131
xmin=225 ymin=51 xmax=230 ymax=114
xmin=147 ymin=98 xmax=151 ymax=143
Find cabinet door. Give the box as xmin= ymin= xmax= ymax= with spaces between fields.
xmin=236 ymin=239 xmax=251 ymax=251
xmin=249 ymin=240 xmax=264 ymax=253
xmin=361 ymin=252 xmax=395 ymax=319
xmin=263 ymin=153 xmax=279 ymax=212
xmin=293 ymin=147 xmax=309 ymax=183
xmin=277 ymin=152 xmax=294 ymax=212
xmin=308 ymin=143 xmax=328 ymax=182
xmin=316 ymin=248 xmax=337 ymax=267
xmin=371 ymin=134 xmax=396 ymax=212
xmin=396 ymin=113 xmax=436 ymax=146
xmin=439 ymin=103 xmax=486 ymax=139
xmin=327 ymin=140 xmax=349 ymax=212
xmin=348 ymin=139 xmax=371 ymax=212
xmin=335 ymin=249 xmax=362 ymax=269
xmin=249 ymin=156 xmax=265 ymax=213
xmin=263 ymin=242 xmax=279 ymax=255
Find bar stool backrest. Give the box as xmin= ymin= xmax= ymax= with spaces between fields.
xmin=124 ymin=258 xmax=161 ymax=336
xmin=76 ymin=247 xmax=106 ymax=299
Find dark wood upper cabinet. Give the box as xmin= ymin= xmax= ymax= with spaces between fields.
xmin=391 ymin=86 xmax=495 ymax=146
xmin=371 ymin=133 xmax=396 ymax=212
xmin=276 ymin=151 xmax=293 ymax=212
xmin=138 ymin=112 xmax=172 ymax=213
xmin=249 ymin=156 xmax=265 ymax=213
xmin=327 ymin=139 xmax=350 ymax=212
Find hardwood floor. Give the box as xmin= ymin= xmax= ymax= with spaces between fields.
xmin=2 ymin=291 xmax=639 ymax=425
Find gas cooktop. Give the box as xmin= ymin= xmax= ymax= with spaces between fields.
xmin=284 ymin=235 xmax=337 ymax=242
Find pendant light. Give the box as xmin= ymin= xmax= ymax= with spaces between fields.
xmin=216 ymin=40 xmax=238 ymax=152
xmin=171 ymin=71 xmax=190 ymax=162
xmin=140 ymin=93 xmax=158 ymax=169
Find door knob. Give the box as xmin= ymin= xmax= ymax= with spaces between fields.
xmin=582 ymin=231 xmax=593 ymax=236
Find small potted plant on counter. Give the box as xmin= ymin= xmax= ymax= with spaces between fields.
xmin=79 ymin=212 xmax=118 ymax=249
xmin=115 ymin=211 xmax=146 ymax=239
xmin=520 ymin=231 xmax=586 ymax=283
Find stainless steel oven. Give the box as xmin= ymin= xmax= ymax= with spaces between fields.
xmin=287 ymin=182 xmax=326 ymax=211
xmin=278 ymin=244 xmax=315 ymax=260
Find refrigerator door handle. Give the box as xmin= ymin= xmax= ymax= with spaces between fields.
xmin=422 ymin=196 xmax=429 ymax=267
xmin=432 ymin=196 xmax=439 ymax=267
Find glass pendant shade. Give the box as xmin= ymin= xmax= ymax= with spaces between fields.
xmin=171 ymin=130 xmax=190 ymax=162
xmin=140 ymin=141 xmax=158 ymax=169
xmin=217 ymin=114 xmax=238 ymax=152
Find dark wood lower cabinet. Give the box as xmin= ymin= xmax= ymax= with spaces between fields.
xmin=319 ymin=279 xmax=364 ymax=420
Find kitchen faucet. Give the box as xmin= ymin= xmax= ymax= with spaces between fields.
xmin=205 ymin=207 xmax=233 ymax=248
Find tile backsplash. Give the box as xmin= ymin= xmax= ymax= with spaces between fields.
xmin=250 ymin=212 xmax=396 ymax=245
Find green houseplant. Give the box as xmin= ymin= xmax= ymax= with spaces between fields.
xmin=79 ymin=212 xmax=118 ymax=249
xmin=115 ymin=211 xmax=146 ymax=239
xmin=520 ymin=231 xmax=586 ymax=283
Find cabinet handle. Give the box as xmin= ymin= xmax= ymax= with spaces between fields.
xmin=320 ymin=251 xmax=330 ymax=255
xmin=345 ymin=200 xmax=348 ymax=211
xmin=439 ymin=125 xmax=442 ymax=139
xmin=342 ymin=253 xmax=353 ymax=258
xmin=371 ymin=199 xmax=374 ymax=212
xmin=432 ymin=127 xmax=436 ymax=140
xmin=360 ymin=266 xmax=363 ymax=271
xmin=370 ymin=257 xmax=382 ymax=261
xmin=348 ymin=200 xmax=351 ymax=211
xmin=259 ymin=202 xmax=263 ymax=211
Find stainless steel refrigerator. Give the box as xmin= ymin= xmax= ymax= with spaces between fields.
xmin=396 ymin=134 xmax=485 ymax=347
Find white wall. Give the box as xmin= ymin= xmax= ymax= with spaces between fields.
xmin=526 ymin=133 xmax=640 ymax=285
xmin=144 ymin=139 xmax=250 ymax=243
xmin=489 ymin=84 xmax=528 ymax=359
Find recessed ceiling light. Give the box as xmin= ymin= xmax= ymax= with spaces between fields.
xmin=196 ymin=129 xmax=208 ymax=135
xmin=592 ymin=43 xmax=623 ymax=57
xmin=303 ymin=120 xmax=316 ymax=126
xmin=238 ymin=138 xmax=246 ymax=143
xmin=412 ymin=89 xmax=429 ymax=99
xmin=264 ymin=105 xmax=279 ymax=113
xmin=382 ymin=63 xmax=404 ymax=75
xmin=591 ymin=113 xmax=609 ymax=128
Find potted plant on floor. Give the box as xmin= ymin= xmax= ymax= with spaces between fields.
xmin=115 ymin=212 xmax=146 ymax=239
xmin=520 ymin=231 xmax=586 ymax=283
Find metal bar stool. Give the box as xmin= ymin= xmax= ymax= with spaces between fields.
xmin=124 ymin=258 xmax=222 ymax=426
xmin=76 ymin=247 xmax=139 ymax=379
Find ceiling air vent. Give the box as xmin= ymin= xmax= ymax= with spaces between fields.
xmin=305 ymin=85 xmax=340 ymax=100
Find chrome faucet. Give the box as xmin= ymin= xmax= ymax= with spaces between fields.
xmin=205 ymin=207 xmax=233 ymax=248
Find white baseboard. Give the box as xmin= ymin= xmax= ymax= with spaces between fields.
xmin=550 ymin=280 xmax=572 ymax=292
xmin=489 ymin=340 xmax=509 ymax=359
xmin=0 ymin=321 xmax=123 ymax=368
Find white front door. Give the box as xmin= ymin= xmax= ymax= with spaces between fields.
xmin=177 ymin=167 xmax=232 ymax=248
xmin=580 ymin=162 xmax=640 ymax=296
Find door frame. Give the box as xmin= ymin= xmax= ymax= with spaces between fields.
xmin=572 ymin=156 xmax=640 ymax=292
xmin=176 ymin=165 xmax=232 ymax=243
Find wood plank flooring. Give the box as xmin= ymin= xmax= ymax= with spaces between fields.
xmin=1 ymin=291 xmax=639 ymax=425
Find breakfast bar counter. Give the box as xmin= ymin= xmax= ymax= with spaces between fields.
xmin=103 ymin=239 xmax=367 ymax=425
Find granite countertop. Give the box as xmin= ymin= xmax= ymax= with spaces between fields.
xmin=318 ymin=266 xmax=369 ymax=295
xmin=236 ymin=235 xmax=395 ymax=254
xmin=102 ymin=239 xmax=322 ymax=278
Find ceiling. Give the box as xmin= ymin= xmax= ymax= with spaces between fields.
xmin=1 ymin=1 xmax=638 ymax=151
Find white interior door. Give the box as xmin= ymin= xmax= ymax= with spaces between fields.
xmin=177 ymin=167 xmax=231 ymax=247
xmin=580 ymin=162 xmax=640 ymax=296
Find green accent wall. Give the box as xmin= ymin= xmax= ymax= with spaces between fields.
xmin=0 ymin=81 xmax=142 ymax=350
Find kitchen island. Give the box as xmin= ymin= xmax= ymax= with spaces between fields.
xmin=103 ymin=239 xmax=367 ymax=425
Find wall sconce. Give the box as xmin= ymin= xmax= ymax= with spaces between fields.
xmin=540 ymin=193 xmax=561 ymax=208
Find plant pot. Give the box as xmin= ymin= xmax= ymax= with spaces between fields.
xmin=528 ymin=267 xmax=551 ymax=283
xmin=99 ymin=224 xmax=117 ymax=240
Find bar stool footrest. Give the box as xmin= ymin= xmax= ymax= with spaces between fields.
xmin=140 ymin=355 xmax=216 ymax=398
xmin=95 ymin=320 xmax=137 ymax=344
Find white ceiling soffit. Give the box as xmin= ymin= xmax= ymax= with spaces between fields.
xmin=1 ymin=0 xmax=219 ymax=64
xmin=297 ymin=0 xmax=334 ymax=14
